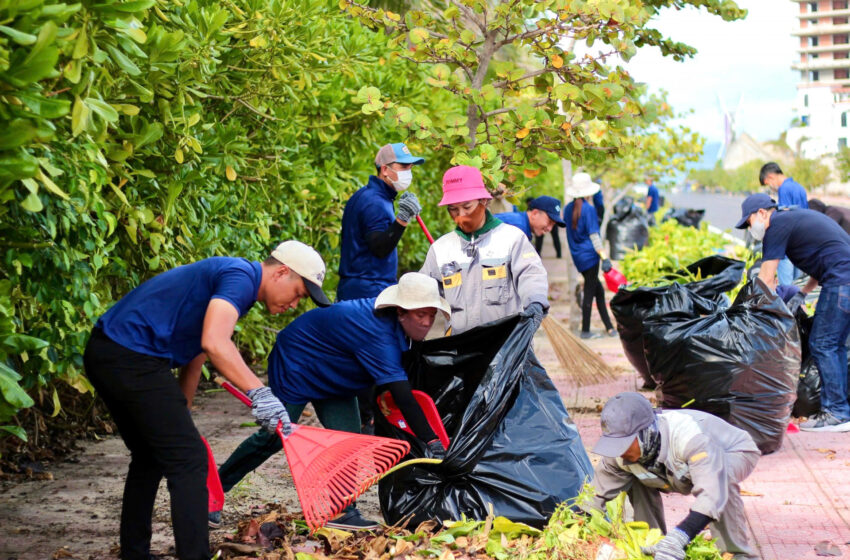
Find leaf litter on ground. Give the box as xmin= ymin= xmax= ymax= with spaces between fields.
xmin=211 ymin=485 xmax=726 ymax=560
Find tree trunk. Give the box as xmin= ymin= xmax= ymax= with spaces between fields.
xmin=562 ymin=160 xmax=581 ymax=332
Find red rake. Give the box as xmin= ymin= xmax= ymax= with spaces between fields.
xmin=217 ymin=379 xmax=439 ymax=530
xmin=201 ymin=436 xmax=225 ymax=514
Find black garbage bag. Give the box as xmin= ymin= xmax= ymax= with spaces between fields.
xmin=610 ymin=283 xmax=718 ymax=386
xmin=643 ymin=279 xmax=800 ymax=454
xmin=663 ymin=208 xmax=706 ymax=228
xmin=376 ymin=315 xmax=593 ymax=528
xmin=670 ymin=255 xmax=746 ymax=302
xmin=794 ymin=357 xmax=822 ymax=418
xmin=606 ymin=197 xmax=650 ymax=260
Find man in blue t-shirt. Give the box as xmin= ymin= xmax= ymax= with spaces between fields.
xmin=644 ymin=177 xmax=660 ymax=220
xmin=337 ymin=143 xmax=425 ymax=301
xmin=736 ymin=194 xmax=850 ymax=433
xmin=495 ymin=195 xmax=566 ymax=241
xmin=759 ymin=162 xmax=809 ymax=286
xmin=84 ymin=241 xmax=331 ymax=559
xmin=216 ymin=273 xmax=450 ymax=530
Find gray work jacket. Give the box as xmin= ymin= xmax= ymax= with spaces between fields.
xmin=592 ymin=409 xmax=760 ymax=520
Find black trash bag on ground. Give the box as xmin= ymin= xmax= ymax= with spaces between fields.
xmin=794 ymin=357 xmax=822 ymax=418
xmin=610 ymin=283 xmax=718 ymax=386
xmin=376 ymin=315 xmax=593 ymax=528
xmin=669 ymin=256 xmax=746 ymax=302
xmin=606 ymin=197 xmax=650 ymax=260
xmin=663 ymin=208 xmax=706 ymax=228
xmin=643 ymin=279 xmax=800 ymax=454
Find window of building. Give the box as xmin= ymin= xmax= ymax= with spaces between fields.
xmin=835 ymin=34 xmax=849 ymax=44
xmin=812 ymin=36 xmax=820 ymax=47
xmin=835 ymin=0 xmax=848 ymax=9
xmin=805 ymin=94 xmax=809 ymax=107
xmin=813 ymin=53 xmax=820 ymax=58
xmin=836 ymin=16 xmax=850 ymax=24
xmin=811 ymin=1 xmax=818 ymax=11
xmin=813 ymin=70 xmax=820 ymax=81
xmin=837 ymin=68 xmax=850 ymax=79
xmin=840 ymin=138 xmax=848 ymax=148
xmin=843 ymin=112 xmax=848 ymax=127
xmin=837 ymin=51 xmax=850 ymax=58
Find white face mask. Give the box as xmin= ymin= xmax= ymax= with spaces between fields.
xmin=750 ymin=216 xmax=766 ymax=241
xmin=391 ymin=169 xmax=412 ymax=192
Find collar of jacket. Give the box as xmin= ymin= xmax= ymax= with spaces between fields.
xmin=454 ymin=210 xmax=502 ymax=241
xmin=367 ymin=174 xmax=398 ymax=200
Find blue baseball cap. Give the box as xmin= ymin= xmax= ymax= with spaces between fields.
xmin=735 ymin=193 xmax=777 ymax=229
xmin=528 ymin=196 xmax=566 ymax=227
xmin=375 ymin=143 xmax=425 ymax=167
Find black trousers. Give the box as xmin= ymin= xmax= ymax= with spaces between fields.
xmin=534 ymin=229 xmax=562 ymax=258
xmin=84 ymin=329 xmax=210 ymax=560
xmin=580 ymin=262 xmax=614 ymax=333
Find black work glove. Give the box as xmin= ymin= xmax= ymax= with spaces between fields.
xmin=786 ymin=292 xmax=806 ymax=314
xmin=396 ymin=192 xmax=422 ymax=224
xmin=601 ymin=258 xmax=613 ymax=273
xmin=426 ymin=439 xmax=446 ymax=459
xmin=247 ymin=387 xmax=292 ymax=436
xmin=521 ymin=302 xmax=546 ymax=331
xmin=641 ymin=528 xmax=689 ymax=560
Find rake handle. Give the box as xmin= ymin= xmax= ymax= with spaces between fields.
xmin=215 ymin=377 xmax=253 ymax=407
xmin=416 ymin=215 xmax=435 ymax=245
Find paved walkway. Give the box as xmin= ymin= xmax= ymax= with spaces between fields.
xmin=538 ymin=242 xmax=850 ymax=560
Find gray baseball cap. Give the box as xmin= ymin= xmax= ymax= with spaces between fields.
xmin=592 ymin=392 xmax=656 ymax=458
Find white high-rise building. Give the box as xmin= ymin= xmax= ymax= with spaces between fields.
xmin=788 ymin=0 xmax=850 ymax=157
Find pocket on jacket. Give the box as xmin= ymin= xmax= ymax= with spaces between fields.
xmin=482 ymin=262 xmax=510 ymax=305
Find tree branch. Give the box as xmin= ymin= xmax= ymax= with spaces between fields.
xmin=492 ymin=67 xmax=549 ymax=89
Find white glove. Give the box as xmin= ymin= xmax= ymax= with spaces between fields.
xmin=641 ymin=528 xmax=689 ymax=560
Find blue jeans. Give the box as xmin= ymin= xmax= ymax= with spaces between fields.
xmin=810 ymin=284 xmax=850 ymax=421
xmin=777 ymin=257 xmax=799 ymax=286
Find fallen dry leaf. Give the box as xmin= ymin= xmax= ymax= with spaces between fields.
xmin=815 ymin=448 xmax=837 ymax=454
xmin=740 ymin=490 xmax=763 ymax=497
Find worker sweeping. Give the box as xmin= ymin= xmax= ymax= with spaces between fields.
xmin=420 ymin=165 xmax=550 ymax=334
xmin=84 ymin=241 xmax=331 ymax=560
xmin=214 ymin=272 xmax=450 ymax=530
xmin=590 ymin=392 xmax=760 ymax=560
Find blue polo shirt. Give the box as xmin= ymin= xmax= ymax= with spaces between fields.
xmin=268 ymin=298 xmax=410 ymax=404
xmin=338 ymin=176 xmax=399 ymax=301
xmin=763 ymin=209 xmax=850 ymax=287
xmin=494 ymin=211 xmax=532 ymax=239
xmin=646 ymin=184 xmax=660 ymax=213
xmin=96 ymin=258 xmax=261 ymax=367
xmin=592 ymin=190 xmax=605 ymax=224
xmin=564 ymin=200 xmax=600 ymax=273
xmin=777 ymin=177 xmax=808 ymax=209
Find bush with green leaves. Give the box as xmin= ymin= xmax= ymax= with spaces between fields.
xmin=0 ymin=0 xmax=458 ymax=446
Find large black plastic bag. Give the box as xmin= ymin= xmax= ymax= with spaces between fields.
xmin=673 ymin=256 xmax=745 ymax=301
xmin=663 ymin=207 xmax=706 ymax=228
xmin=376 ymin=316 xmax=593 ymax=527
xmin=606 ymin=197 xmax=650 ymax=260
xmin=643 ymin=280 xmax=800 ymax=454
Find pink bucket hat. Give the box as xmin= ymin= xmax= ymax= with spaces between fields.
xmin=438 ymin=165 xmax=493 ymax=206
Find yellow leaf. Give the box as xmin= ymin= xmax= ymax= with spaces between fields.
xmin=551 ymin=54 xmax=564 ymax=69
xmin=523 ymin=168 xmax=541 ymax=178
xmin=36 ymin=169 xmax=69 ymax=200
xmin=188 ymin=113 xmax=201 ymax=127
xmin=249 ymin=35 xmax=267 ymax=48
xmin=225 ymin=165 xmax=237 ymax=181
xmin=175 ymin=148 xmax=184 ymax=163
xmin=385 ymin=10 xmax=401 ymax=21
xmin=516 ymin=128 xmax=530 ymax=139
xmin=118 ymin=104 xmax=140 ymax=116
xmin=123 ymin=27 xmax=147 ymax=44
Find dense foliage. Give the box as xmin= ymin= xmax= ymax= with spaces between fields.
xmin=690 ymin=158 xmax=832 ymax=192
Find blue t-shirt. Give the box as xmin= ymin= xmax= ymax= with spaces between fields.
xmin=592 ymin=190 xmax=605 ymax=223
xmin=96 ymin=257 xmax=261 ymax=367
xmin=777 ymin=177 xmax=808 ymax=209
xmin=646 ymin=184 xmax=660 ymax=213
xmin=564 ymin=200 xmax=600 ymax=272
xmin=763 ymin=209 xmax=850 ymax=287
xmin=494 ymin=211 xmax=532 ymax=239
xmin=268 ymin=298 xmax=409 ymax=404
xmin=338 ymin=176 xmax=399 ymax=301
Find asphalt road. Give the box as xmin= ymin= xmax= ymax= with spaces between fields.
xmin=667 ymin=190 xmax=748 ymax=239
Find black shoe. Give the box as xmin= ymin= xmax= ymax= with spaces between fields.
xmin=208 ymin=510 xmax=221 ymax=529
xmin=325 ymin=507 xmax=380 ymax=530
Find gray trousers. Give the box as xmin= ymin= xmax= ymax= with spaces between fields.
xmin=627 ymin=451 xmax=759 ymax=559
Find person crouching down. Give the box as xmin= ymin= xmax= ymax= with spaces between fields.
xmin=214 ymin=272 xmax=450 ymax=530
xmin=589 ymin=392 xmax=760 ymax=560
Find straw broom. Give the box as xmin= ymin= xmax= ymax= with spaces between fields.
xmin=541 ymin=315 xmax=617 ymax=387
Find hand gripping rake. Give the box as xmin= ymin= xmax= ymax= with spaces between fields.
xmin=217 ymin=379 xmax=441 ymax=530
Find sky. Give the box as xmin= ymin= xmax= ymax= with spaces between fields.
xmin=624 ymin=0 xmax=800 ymax=145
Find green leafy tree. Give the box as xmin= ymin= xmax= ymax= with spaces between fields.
xmin=789 ymin=157 xmax=832 ymax=190
xmin=342 ymin=0 xmax=745 ymax=189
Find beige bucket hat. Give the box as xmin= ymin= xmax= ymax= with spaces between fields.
xmin=565 ymin=172 xmax=601 ymax=199
xmin=374 ymin=272 xmax=450 ymax=319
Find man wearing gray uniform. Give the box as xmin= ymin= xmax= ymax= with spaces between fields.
xmin=589 ymin=392 xmax=760 ymax=560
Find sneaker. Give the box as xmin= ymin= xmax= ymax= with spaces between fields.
xmin=208 ymin=510 xmax=222 ymax=529
xmin=799 ymin=410 xmax=850 ymax=432
xmin=606 ymin=328 xmax=618 ymax=338
xmin=325 ymin=507 xmax=380 ymax=531
xmin=580 ymin=331 xmax=601 ymax=340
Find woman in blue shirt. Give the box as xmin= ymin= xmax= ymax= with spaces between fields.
xmin=564 ymin=174 xmax=616 ymax=339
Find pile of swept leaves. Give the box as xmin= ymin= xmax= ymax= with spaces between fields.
xmin=212 ymin=489 xmax=727 ymax=560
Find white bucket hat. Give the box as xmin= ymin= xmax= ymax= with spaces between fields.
xmin=565 ymin=172 xmax=601 ymax=199
xmin=375 ymin=272 xmax=450 ymax=319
